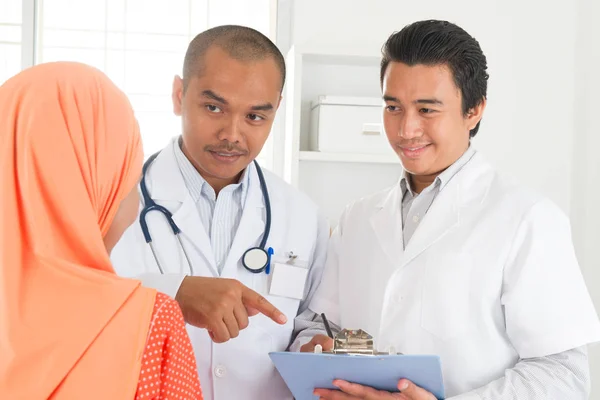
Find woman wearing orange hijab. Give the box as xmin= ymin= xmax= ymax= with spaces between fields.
xmin=0 ymin=62 xmax=202 ymax=399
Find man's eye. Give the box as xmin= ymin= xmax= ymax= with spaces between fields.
xmin=206 ymin=105 xmax=221 ymax=113
xmin=248 ymin=114 xmax=264 ymax=121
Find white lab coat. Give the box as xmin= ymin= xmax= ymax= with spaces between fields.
xmin=308 ymin=151 xmax=600 ymax=398
xmin=111 ymin=139 xmax=329 ymax=400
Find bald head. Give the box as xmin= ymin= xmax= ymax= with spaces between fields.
xmin=183 ymin=25 xmax=286 ymax=92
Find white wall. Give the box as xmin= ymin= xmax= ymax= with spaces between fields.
xmin=285 ymin=0 xmax=600 ymax=397
xmin=572 ymin=0 xmax=600 ymax=396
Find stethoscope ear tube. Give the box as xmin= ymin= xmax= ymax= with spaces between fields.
xmin=253 ymin=160 xmax=271 ymax=250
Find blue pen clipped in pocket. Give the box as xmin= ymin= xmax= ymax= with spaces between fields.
xmin=265 ymin=247 xmax=274 ymax=274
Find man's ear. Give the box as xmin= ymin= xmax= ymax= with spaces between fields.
xmin=466 ymin=97 xmax=486 ymax=131
xmin=172 ymin=75 xmax=184 ymax=117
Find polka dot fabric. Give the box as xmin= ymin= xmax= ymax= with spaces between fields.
xmin=135 ymin=293 xmax=203 ymax=400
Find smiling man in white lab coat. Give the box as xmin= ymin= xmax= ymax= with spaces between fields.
xmin=111 ymin=26 xmax=328 ymax=400
xmin=296 ymin=20 xmax=600 ymax=400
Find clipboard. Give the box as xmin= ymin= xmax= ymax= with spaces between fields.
xmin=269 ymin=328 xmax=445 ymax=400
xmin=270 ymin=352 xmax=445 ymax=400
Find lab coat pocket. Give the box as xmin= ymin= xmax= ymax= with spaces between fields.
xmin=252 ymin=268 xmax=302 ymax=349
xmin=243 ymin=321 xmax=275 ymax=354
xmin=420 ymin=252 xmax=475 ymax=342
xmin=255 ymin=294 xmax=300 ymax=350
xmin=224 ymin=322 xmax=277 ymax=395
xmin=239 ymin=321 xmax=293 ymax=398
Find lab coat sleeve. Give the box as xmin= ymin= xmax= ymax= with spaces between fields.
xmin=289 ymin=210 xmax=346 ymax=351
xmin=288 ymin=310 xmax=341 ymax=352
xmin=288 ymin=212 xmax=331 ymax=351
xmin=501 ymin=198 xmax=600 ymax=358
xmin=110 ymin=214 xmax=187 ymax=300
xmin=135 ymin=273 xmax=187 ymax=300
xmin=306 ymin=216 xmax=343 ymax=325
xmin=448 ymin=346 xmax=590 ymax=400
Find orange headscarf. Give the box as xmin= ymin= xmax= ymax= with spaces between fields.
xmin=0 ymin=62 xmax=157 ymax=399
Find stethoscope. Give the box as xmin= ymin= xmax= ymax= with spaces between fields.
xmin=139 ymin=151 xmax=272 ymax=275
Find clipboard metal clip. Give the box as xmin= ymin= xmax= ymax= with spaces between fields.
xmin=315 ymin=329 xmax=400 ymax=356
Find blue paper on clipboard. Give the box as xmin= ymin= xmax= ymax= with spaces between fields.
xmin=269 ymin=352 xmax=445 ymax=400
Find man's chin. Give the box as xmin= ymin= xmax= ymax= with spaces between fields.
xmin=399 ymin=159 xmax=431 ymax=175
xmin=204 ymin=165 xmax=248 ymax=183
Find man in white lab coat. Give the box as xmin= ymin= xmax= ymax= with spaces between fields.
xmin=111 ymin=26 xmax=329 ymax=400
xmin=296 ymin=20 xmax=600 ymax=399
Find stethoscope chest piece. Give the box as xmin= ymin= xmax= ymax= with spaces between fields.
xmin=242 ymin=247 xmax=269 ymax=273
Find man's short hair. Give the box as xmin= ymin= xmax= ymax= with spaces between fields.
xmin=183 ymin=25 xmax=286 ymax=92
xmin=381 ymin=20 xmax=489 ymax=137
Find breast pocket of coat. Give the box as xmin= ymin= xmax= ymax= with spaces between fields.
xmin=420 ymin=252 xmax=475 ymax=342
xmin=250 ymin=269 xmax=302 ymax=350
xmin=255 ymin=294 xmax=301 ymax=348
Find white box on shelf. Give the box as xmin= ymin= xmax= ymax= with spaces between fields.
xmin=309 ymin=95 xmax=394 ymax=155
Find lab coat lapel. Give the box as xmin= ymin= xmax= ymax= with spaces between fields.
xmin=400 ymin=176 xmax=461 ymax=269
xmin=148 ymin=139 xmax=218 ymax=276
xmin=172 ymin=196 xmax=218 ymax=276
xmin=369 ymin=185 xmax=406 ymax=268
xmin=221 ymin=163 xmax=265 ymax=278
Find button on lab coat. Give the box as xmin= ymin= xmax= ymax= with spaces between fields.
xmin=111 ymin=139 xmax=329 ymax=400
xmin=309 ymin=151 xmax=600 ymax=397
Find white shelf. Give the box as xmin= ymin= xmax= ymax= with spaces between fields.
xmin=281 ymin=45 xmax=402 ymax=225
xmin=299 ymin=151 xmax=399 ymax=164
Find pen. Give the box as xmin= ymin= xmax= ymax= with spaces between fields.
xmin=266 ymin=247 xmax=274 ymax=274
xmin=321 ymin=313 xmax=334 ymax=339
